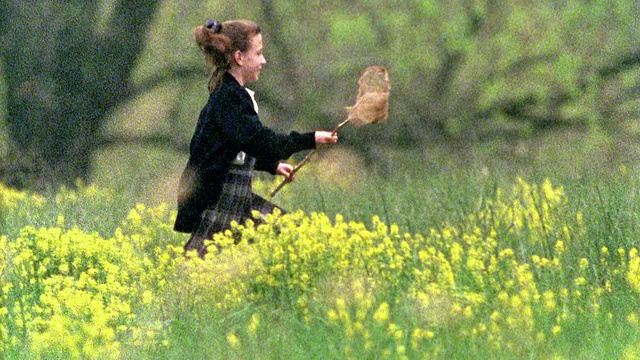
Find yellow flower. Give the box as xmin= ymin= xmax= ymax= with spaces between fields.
xmin=247 ymin=313 xmax=260 ymax=336
xmin=498 ymin=292 xmax=509 ymax=304
xmin=58 ymin=263 xmax=69 ymax=274
xmin=142 ymin=290 xmax=153 ymax=305
xmin=226 ymin=332 xmax=240 ymax=348
xmin=555 ymin=241 xmax=565 ymax=255
xmin=450 ymin=243 xmax=463 ymax=265
xmin=579 ymin=258 xmax=589 ymax=270
xmin=373 ymin=302 xmax=390 ymax=324
xmin=511 ymin=295 xmax=522 ymax=309
xmin=463 ymin=306 xmax=473 ymax=318
xmin=543 ymin=291 xmax=556 ymax=311
xmin=499 ymin=248 xmax=515 ymax=260
xmin=574 ymin=277 xmax=587 ymax=286
xmin=327 ymin=309 xmax=339 ymax=322
xmin=127 ymin=208 xmax=142 ymax=225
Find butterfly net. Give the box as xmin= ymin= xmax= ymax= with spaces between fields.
xmin=343 ymin=66 xmax=390 ymax=128
xmin=271 ymin=66 xmax=390 ymax=196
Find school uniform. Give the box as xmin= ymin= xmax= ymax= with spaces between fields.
xmin=174 ymin=72 xmax=315 ymax=256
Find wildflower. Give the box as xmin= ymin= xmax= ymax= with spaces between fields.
xmin=327 ymin=309 xmax=339 ymax=322
xmin=498 ymin=291 xmax=509 ymax=304
xmin=410 ymin=329 xmax=423 ymax=350
xmin=579 ymin=258 xmax=589 ymax=270
xmin=532 ymin=255 xmax=541 ymax=265
xmin=574 ymin=277 xmax=587 ymax=286
xmin=543 ymin=291 xmax=557 ymax=311
xmin=397 ymin=344 xmax=406 ymax=356
xmin=463 ymin=306 xmax=473 ymax=318
xmin=627 ymin=252 xmax=640 ymax=292
xmin=489 ymin=311 xmax=501 ymax=328
xmin=142 ymin=290 xmax=153 ymax=305
xmin=246 ymin=313 xmax=260 ymax=336
xmin=499 ymin=248 xmax=515 ymax=260
xmin=127 ymin=208 xmax=142 ymax=225
xmin=226 ymin=332 xmax=240 ymax=348
xmin=58 ymin=263 xmax=69 ymax=275
xmin=450 ymin=243 xmax=463 ymax=265
xmin=555 ymin=241 xmax=565 ymax=255
xmin=511 ymin=295 xmax=522 ymax=309
xmin=373 ymin=302 xmax=390 ymax=324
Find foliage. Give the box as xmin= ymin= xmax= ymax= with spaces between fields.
xmin=2 ymin=0 xmax=640 ymax=188
xmin=2 ymin=172 xmax=640 ymax=358
xmin=0 ymin=0 xmax=169 ymax=188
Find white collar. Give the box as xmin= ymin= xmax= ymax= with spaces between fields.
xmin=245 ymin=88 xmax=259 ymax=114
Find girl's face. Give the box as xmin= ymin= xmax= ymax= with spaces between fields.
xmin=238 ymin=33 xmax=266 ymax=84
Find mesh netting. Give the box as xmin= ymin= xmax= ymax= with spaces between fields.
xmin=345 ymin=66 xmax=390 ymax=127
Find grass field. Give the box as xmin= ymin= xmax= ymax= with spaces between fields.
xmin=2 ymin=163 xmax=640 ymax=359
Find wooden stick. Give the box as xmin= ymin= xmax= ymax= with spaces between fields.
xmin=331 ymin=118 xmax=351 ymax=133
xmin=270 ymin=118 xmax=350 ymax=197
xmin=269 ymin=149 xmax=315 ymax=196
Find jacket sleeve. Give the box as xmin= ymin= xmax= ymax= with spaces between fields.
xmin=216 ymin=90 xmax=316 ymax=169
xmin=254 ymin=157 xmax=279 ymax=174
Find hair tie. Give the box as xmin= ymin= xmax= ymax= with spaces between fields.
xmin=205 ymin=20 xmax=222 ymax=33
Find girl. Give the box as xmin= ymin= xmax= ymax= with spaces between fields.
xmin=174 ymin=19 xmax=337 ymax=258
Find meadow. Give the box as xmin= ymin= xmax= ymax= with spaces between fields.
xmin=2 ymin=162 xmax=640 ymax=359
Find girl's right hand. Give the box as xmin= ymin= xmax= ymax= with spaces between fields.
xmin=276 ymin=162 xmax=296 ymax=181
xmin=315 ymin=131 xmax=338 ymax=146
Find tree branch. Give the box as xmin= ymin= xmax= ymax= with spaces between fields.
xmin=600 ymin=50 xmax=640 ymax=79
xmin=130 ymin=64 xmax=204 ymax=95
xmin=98 ymin=134 xmax=189 ymax=153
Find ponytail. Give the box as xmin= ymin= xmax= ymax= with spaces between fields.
xmin=193 ymin=21 xmax=230 ymax=92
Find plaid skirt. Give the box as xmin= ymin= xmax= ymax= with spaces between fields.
xmin=184 ymin=155 xmax=282 ymax=258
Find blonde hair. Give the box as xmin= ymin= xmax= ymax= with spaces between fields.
xmin=193 ymin=19 xmax=261 ymax=92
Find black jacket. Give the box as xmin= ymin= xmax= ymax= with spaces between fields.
xmin=174 ymin=72 xmax=316 ymax=233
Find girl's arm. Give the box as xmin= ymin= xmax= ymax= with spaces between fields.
xmin=217 ymin=92 xmax=316 ymax=162
xmin=254 ymin=131 xmax=338 ymax=174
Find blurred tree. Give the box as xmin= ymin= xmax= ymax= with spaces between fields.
xmin=0 ymin=0 xmax=199 ymax=189
xmin=234 ymin=0 xmax=640 ymax=167
xmin=2 ymin=0 xmax=640 ymax=190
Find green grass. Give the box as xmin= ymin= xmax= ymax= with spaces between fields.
xmin=3 ymin=160 xmax=640 ymax=359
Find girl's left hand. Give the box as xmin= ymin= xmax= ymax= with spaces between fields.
xmin=276 ymin=162 xmax=296 ymax=181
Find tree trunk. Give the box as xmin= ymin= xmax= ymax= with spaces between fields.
xmin=0 ymin=0 xmax=161 ymax=189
